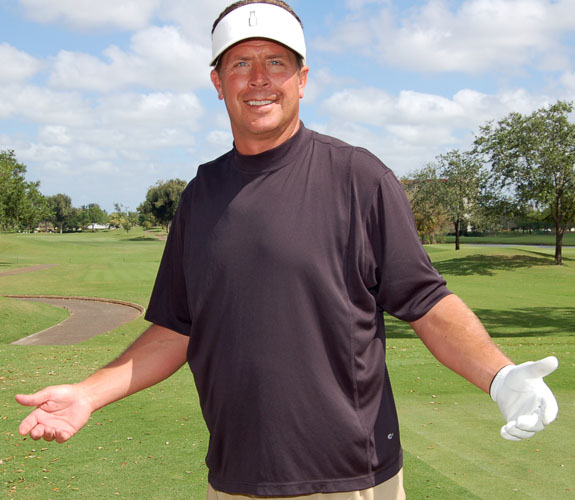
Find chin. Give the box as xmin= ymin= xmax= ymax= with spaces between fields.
xmin=246 ymin=120 xmax=283 ymax=136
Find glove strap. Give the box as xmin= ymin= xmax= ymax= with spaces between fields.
xmin=489 ymin=364 xmax=514 ymax=402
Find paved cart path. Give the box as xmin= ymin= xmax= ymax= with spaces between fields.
xmin=9 ymin=296 xmax=145 ymax=346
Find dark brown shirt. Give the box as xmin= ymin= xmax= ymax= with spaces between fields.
xmin=146 ymin=124 xmax=450 ymax=496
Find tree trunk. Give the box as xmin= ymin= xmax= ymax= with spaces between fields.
xmin=454 ymin=220 xmax=461 ymax=250
xmin=555 ymin=224 xmax=564 ymax=266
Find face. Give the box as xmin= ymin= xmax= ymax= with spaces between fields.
xmin=210 ymin=39 xmax=309 ymax=155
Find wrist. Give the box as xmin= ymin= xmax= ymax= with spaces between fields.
xmin=74 ymin=378 xmax=110 ymax=413
xmin=489 ymin=364 xmax=515 ymax=402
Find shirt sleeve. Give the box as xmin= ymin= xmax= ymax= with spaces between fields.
xmin=144 ymin=184 xmax=193 ymax=336
xmin=365 ymin=170 xmax=451 ymax=322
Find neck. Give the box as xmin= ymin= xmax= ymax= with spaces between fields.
xmin=233 ymin=120 xmax=301 ymax=156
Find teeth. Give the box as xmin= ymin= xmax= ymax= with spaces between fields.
xmin=248 ymin=100 xmax=273 ymax=106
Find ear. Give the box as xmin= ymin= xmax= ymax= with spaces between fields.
xmin=210 ymin=69 xmax=224 ymax=100
xmin=298 ymin=66 xmax=309 ymax=99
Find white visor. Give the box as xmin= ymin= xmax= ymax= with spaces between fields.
xmin=211 ymin=3 xmax=306 ymax=66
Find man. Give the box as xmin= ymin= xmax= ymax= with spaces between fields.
xmin=16 ymin=1 xmax=559 ymax=499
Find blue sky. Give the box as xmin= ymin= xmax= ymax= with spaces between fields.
xmin=1 ymin=0 xmax=574 ymax=212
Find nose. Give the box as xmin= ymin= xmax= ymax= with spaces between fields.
xmin=249 ymin=63 xmax=271 ymax=88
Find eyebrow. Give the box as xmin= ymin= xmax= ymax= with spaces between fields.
xmin=229 ymin=53 xmax=288 ymax=61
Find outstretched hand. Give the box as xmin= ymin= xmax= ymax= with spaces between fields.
xmin=490 ymin=356 xmax=559 ymax=441
xmin=15 ymin=385 xmax=94 ymax=443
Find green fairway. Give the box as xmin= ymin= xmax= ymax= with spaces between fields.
xmin=1 ymin=231 xmax=573 ymax=499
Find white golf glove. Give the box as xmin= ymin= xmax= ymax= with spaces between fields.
xmin=490 ymin=356 xmax=559 ymax=441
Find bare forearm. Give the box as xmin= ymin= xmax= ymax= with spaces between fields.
xmin=77 ymin=324 xmax=189 ymax=411
xmin=409 ymin=294 xmax=512 ymax=393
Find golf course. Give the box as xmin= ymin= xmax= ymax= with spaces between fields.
xmin=1 ymin=229 xmax=573 ymax=499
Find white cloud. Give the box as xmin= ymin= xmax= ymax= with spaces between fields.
xmin=380 ymin=0 xmax=560 ymax=73
xmin=49 ymin=26 xmax=211 ymax=92
xmin=157 ymin=0 xmax=232 ymax=44
xmin=313 ymin=14 xmax=377 ymax=55
xmin=0 ymin=83 xmax=207 ymax=209
xmin=18 ymin=0 xmax=160 ymax=30
xmin=317 ymin=84 xmax=558 ymax=175
xmin=207 ymin=130 xmax=233 ymax=147
xmin=303 ymin=67 xmax=359 ymax=104
xmin=316 ymin=0 xmax=575 ymax=74
xmin=319 ymin=87 xmax=472 ymax=129
xmin=321 ymin=85 xmax=552 ymax=130
xmin=38 ymin=125 xmax=73 ymax=146
xmin=320 ymin=88 xmax=394 ymax=126
xmin=0 ymin=43 xmax=43 ymax=83
xmin=99 ymin=92 xmax=203 ymax=130
xmin=22 ymin=92 xmax=205 ymax=171
xmin=560 ymin=71 xmax=575 ymax=92
xmin=19 ymin=142 xmax=69 ymax=165
xmin=0 ymin=85 xmax=93 ymax=126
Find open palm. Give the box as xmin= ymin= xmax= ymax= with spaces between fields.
xmin=16 ymin=385 xmax=94 ymax=443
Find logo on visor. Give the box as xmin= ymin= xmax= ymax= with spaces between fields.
xmin=249 ymin=11 xmax=257 ymax=27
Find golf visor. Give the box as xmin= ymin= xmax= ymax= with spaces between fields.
xmin=210 ymin=3 xmax=306 ymax=66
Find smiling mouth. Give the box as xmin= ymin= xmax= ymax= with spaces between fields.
xmin=246 ymin=100 xmax=275 ymax=106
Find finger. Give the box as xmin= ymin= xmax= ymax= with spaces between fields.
xmin=56 ymin=430 xmax=72 ymax=444
xmin=521 ymin=356 xmax=559 ymax=379
xmin=500 ymin=426 xmax=521 ymax=441
xmin=15 ymin=388 xmax=53 ymax=408
xmin=44 ymin=426 xmax=58 ymax=441
xmin=29 ymin=423 xmax=46 ymax=441
xmin=18 ymin=413 xmax=39 ymax=436
xmin=502 ymin=422 xmax=535 ymax=440
xmin=516 ymin=413 xmax=544 ymax=432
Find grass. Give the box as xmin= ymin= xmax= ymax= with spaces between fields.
xmin=0 ymin=229 xmax=163 ymax=304
xmin=0 ymin=297 xmax=69 ymax=344
xmin=390 ymin=336 xmax=573 ymax=499
xmin=1 ymin=231 xmax=574 ymax=499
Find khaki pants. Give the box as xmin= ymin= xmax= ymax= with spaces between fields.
xmin=206 ymin=469 xmax=406 ymax=500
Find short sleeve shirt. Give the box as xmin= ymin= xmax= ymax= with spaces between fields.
xmin=145 ymin=124 xmax=450 ymax=496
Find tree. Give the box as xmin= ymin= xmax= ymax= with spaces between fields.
xmin=475 ymin=100 xmax=575 ymax=265
xmin=18 ymin=182 xmax=49 ymax=231
xmin=46 ymin=194 xmax=73 ymax=233
xmin=513 ymin=204 xmax=553 ymax=234
xmin=402 ymin=165 xmax=449 ymax=244
xmin=81 ymin=204 xmax=108 ymax=231
xmin=110 ymin=203 xmax=138 ymax=232
xmin=471 ymin=191 xmax=517 ymax=234
xmin=0 ymin=150 xmax=48 ymax=231
xmin=67 ymin=207 xmax=84 ymax=231
xmin=424 ymin=150 xmax=485 ymax=250
xmin=138 ymin=179 xmax=187 ymax=232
